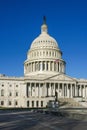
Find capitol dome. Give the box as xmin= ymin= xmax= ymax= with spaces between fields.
xmin=24 ymin=17 xmax=66 ymax=76
xmin=30 ymin=23 xmax=59 ymax=50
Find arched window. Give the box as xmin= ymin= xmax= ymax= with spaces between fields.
xmin=16 ymin=92 xmax=18 ymax=96
xmin=1 ymin=101 xmax=4 ymax=105
xmin=52 ymin=52 xmax=54 ymax=57
xmin=49 ymin=51 xmax=51 ymax=56
xmin=46 ymin=51 xmax=48 ymax=56
xmin=9 ymin=101 xmax=11 ymax=105
xmin=41 ymin=101 xmax=43 ymax=107
xmin=27 ymin=101 xmax=29 ymax=107
xmin=15 ymin=101 xmax=18 ymax=106
xmin=32 ymin=101 xmax=34 ymax=107
xmin=9 ymin=92 xmax=12 ymax=96
xmin=1 ymin=89 xmax=4 ymax=96
xmin=36 ymin=101 xmax=39 ymax=107
xmin=43 ymin=51 xmax=45 ymax=56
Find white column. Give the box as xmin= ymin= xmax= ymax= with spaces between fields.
xmin=82 ymin=85 xmax=85 ymax=98
xmin=85 ymin=85 xmax=87 ymax=98
xmin=67 ymin=84 xmax=69 ymax=98
xmin=31 ymin=83 xmax=32 ymax=96
xmin=71 ymin=84 xmax=72 ymax=98
xmin=45 ymin=62 xmax=46 ymax=71
xmin=36 ymin=83 xmax=39 ymax=97
xmin=34 ymin=83 xmax=36 ymax=97
xmin=75 ymin=84 xmax=77 ymax=97
xmin=49 ymin=62 xmax=50 ymax=71
xmin=34 ymin=62 xmax=35 ymax=72
xmin=42 ymin=61 xmax=43 ymax=71
xmin=38 ymin=83 xmax=40 ymax=97
xmin=57 ymin=83 xmax=59 ymax=98
xmin=62 ymin=83 xmax=64 ymax=97
xmin=53 ymin=62 xmax=54 ymax=71
xmin=79 ymin=85 xmax=81 ymax=97
xmin=72 ymin=85 xmax=74 ymax=97
xmin=31 ymin=63 xmax=32 ymax=72
xmin=59 ymin=62 xmax=61 ymax=72
xmin=29 ymin=83 xmax=31 ymax=97
xmin=49 ymin=83 xmax=51 ymax=96
xmin=51 ymin=83 xmax=53 ymax=96
xmin=59 ymin=83 xmax=61 ymax=97
xmin=65 ymin=84 xmax=67 ymax=97
xmin=44 ymin=83 xmax=47 ymax=97
xmin=39 ymin=83 xmax=42 ymax=97
xmin=53 ymin=83 xmax=55 ymax=96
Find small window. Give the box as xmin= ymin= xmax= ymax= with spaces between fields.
xmin=15 ymin=101 xmax=18 ymax=106
xmin=1 ymin=101 xmax=4 ymax=105
xmin=32 ymin=101 xmax=34 ymax=107
xmin=16 ymin=85 xmax=18 ymax=87
xmin=43 ymin=51 xmax=45 ymax=56
xmin=52 ymin=52 xmax=54 ymax=56
xmin=41 ymin=101 xmax=43 ymax=107
xmin=2 ymin=84 xmax=4 ymax=87
xmin=46 ymin=51 xmax=48 ymax=56
xmin=36 ymin=101 xmax=39 ymax=107
xmin=9 ymin=92 xmax=12 ymax=96
xmin=9 ymin=101 xmax=11 ymax=105
xmin=1 ymin=89 xmax=4 ymax=96
xmin=49 ymin=52 xmax=51 ymax=56
xmin=16 ymin=92 xmax=18 ymax=96
xmin=27 ymin=101 xmax=29 ymax=107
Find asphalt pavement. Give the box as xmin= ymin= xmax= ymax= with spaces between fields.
xmin=0 ymin=110 xmax=87 ymax=130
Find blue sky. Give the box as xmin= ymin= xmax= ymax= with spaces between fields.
xmin=0 ymin=0 xmax=87 ymax=78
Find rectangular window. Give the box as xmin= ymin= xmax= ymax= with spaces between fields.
xmin=1 ymin=101 xmax=4 ymax=105
xmin=9 ymin=92 xmax=12 ymax=96
xmin=36 ymin=101 xmax=39 ymax=107
xmin=9 ymin=101 xmax=11 ymax=105
xmin=41 ymin=101 xmax=43 ymax=107
xmin=32 ymin=101 xmax=34 ymax=107
xmin=1 ymin=89 xmax=4 ymax=96
xmin=27 ymin=101 xmax=29 ymax=107
xmin=16 ymin=92 xmax=18 ymax=96
xmin=15 ymin=101 xmax=18 ymax=106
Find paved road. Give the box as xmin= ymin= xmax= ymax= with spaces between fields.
xmin=0 ymin=110 xmax=87 ymax=130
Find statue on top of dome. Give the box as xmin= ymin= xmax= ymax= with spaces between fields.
xmin=43 ymin=16 xmax=46 ymax=25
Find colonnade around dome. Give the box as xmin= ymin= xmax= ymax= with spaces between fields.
xmin=24 ymin=60 xmax=65 ymax=75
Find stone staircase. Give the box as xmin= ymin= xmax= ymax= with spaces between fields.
xmin=58 ymin=98 xmax=83 ymax=108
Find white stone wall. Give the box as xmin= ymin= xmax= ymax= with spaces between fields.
xmin=0 ymin=77 xmax=25 ymax=108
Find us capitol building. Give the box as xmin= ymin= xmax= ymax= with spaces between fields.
xmin=0 ymin=18 xmax=87 ymax=108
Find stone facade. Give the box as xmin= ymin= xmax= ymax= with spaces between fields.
xmin=0 ymin=18 xmax=87 ymax=108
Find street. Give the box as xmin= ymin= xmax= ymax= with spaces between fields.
xmin=0 ymin=110 xmax=87 ymax=130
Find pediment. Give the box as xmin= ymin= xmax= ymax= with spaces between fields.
xmin=45 ymin=74 xmax=77 ymax=81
